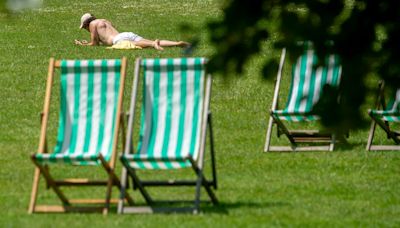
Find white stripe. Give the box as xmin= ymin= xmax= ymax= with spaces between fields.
xmin=192 ymin=68 xmax=205 ymax=160
xmin=156 ymin=161 xmax=168 ymax=169
xmin=337 ymin=64 xmax=342 ymax=86
xmin=168 ymin=59 xmax=182 ymax=168
xmin=73 ymin=60 xmax=88 ymax=155
xmin=392 ymin=89 xmax=400 ymax=112
xmin=142 ymin=161 xmax=154 ymax=169
xmin=313 ymin=67 xmax=323 ymax=105
xmin=88 ymin=60 xmax=102 ymax=154
xmin=153 ymin=59 xmax=168 ymax=157
xmin=326 ymin=55 xmax=334 ymax=84
xmin=139 ymin=59 xmax=154 ymax=155
xmin=181 ymin=58 xmax=195 ymax=157
xmin=299 ymin=50 xmax=313 ymax=113
xmin=100 ymin=64 xmax=116 ymax=157
xmin=61 ymin=60 xmax=76 ymax=154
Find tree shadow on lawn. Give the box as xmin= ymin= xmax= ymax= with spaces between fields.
xmin=334 ymin=140 xmax=365 ymax=151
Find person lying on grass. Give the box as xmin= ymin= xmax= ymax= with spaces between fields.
xmin=74 ymin=13 xmax=190 ymax=50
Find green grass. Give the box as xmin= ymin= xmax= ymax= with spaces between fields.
xmin=1 ymin=0 xmax=400 ymax=227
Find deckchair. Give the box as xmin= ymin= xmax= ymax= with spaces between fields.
xmin=118 ymin=58 xmax=218 ymax=214
xmin=264 ymin=47 xmax=342 ymax=152
xmin=366 ymin=81 xmax=400 ymax=151
xmin=28 ymin=58 xmax=133 ymax=214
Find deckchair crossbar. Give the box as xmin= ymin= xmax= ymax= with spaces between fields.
xmin=54 ymin=179 xmax=110 ymax=186
xmin=139 ymin=180 xmax=215 ymax=187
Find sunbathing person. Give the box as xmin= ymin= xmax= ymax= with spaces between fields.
xmin=74 ymin=13 xmax=190 ymax=50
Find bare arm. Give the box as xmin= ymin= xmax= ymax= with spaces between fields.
xmin=75 ymin=23 xmax=99 ymax=46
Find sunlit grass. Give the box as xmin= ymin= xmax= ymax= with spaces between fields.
xmin=0 ymin=0 xmax=399 ymax=227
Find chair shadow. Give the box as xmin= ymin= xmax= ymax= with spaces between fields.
xmin=202 ymin=201 xmax=290 ymax=214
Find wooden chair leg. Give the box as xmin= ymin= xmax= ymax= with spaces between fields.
xmin=117 ymin=167 xmax=129 ymax=214
xmin=103 ymin=177 xmax=113 ymax=215
xmin=373 ymin=116 xmax=400 ymax=144
xmin=31 ymin=158 xmax=70 ymax=205
xmin=271 ymin=114 xmax=296 ymax=145
xmin=264 ymin=113 xmax=275 ymax=152
xmin=98 ymin=154 xmax=136 ymax=214
xmin=366 ymin=116 xmax=377 ymax=150
xmin=28 ymin=168 xmax=41 ymax=213
xmin=125 ymin=166 xmax=153 ymax=204
xmin=208 ymin=113 xmax=217 ymax=189
xmin=193 ymin=171 xmax=203 ymax=215
xmin=329 ymin=134 xmax=336 ymax=151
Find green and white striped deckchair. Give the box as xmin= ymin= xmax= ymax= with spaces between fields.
xmin=264 ymin=47 xmax=343 ymax=152
xmin=366 ymin=81 xmax=400 ymax=151
xmin=29 ymin=58 xmax=133 ymax=214
xmin=118 ymin=58 xmax=218 ymax=214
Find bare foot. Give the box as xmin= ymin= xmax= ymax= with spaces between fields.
xmin=154 ymin=39 xmax=164 ymax=50
xmin=178 ymin=41 xmax=190 ymax=48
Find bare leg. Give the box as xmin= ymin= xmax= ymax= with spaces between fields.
xmin=159 ymin=40 xmax=190 ymax=48
xmin=131 ymin=39 xmax=190 ymax=50
xmin=131 ymin=39 xmax=163 ymax=50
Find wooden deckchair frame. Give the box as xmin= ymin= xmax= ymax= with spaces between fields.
xmin=264 ymin=48 xmax=337 ymax=152
xmin=117 ymin=58 xmax=218 ymax=214
xmin=366 ymin=81 xmax=400 ymax=151
xmin=28 ymin=57 xmax=133 ymax=214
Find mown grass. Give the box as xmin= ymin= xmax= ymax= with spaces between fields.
xmin=0 ymin=0 xmax=399 ymax=227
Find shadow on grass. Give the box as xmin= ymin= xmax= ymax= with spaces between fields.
xmin=26 ymin=201 xmax=289 ymax=215
xmin=202 ymin=201 xmax=290 ymax=214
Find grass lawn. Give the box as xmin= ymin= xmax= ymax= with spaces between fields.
xmin=0 ymin=0 xmax=399 ymax=227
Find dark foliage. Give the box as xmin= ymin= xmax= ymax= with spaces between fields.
xmin=208 ymin=0 xmax=400 ymax=131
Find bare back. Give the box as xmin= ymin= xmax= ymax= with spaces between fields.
xmin=88 ymin=19 xmax=119 ymax=45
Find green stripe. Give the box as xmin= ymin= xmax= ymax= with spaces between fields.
xmin=35 ymin=154 xmax=43 ymax=163
xmin=83 ymin=60 xmax=94 ymax=153
xmin=330 ymin=55 xmax=339 ymax=86
xmin=137 ymin=60 xmax=147 ymax=153
xmin=148 ymin=59 xmax=160 ymax=169
xmin=175 ymin=58 xmax=187 ymax=164
xmin=386 ymin=115 xmax=394 ymax=122
xmin=136 ymin=60 xmax=147 ymax=169
xmin=320 ymin=57 xmax=329 ymax=94
xmin=294 ymin=52 xmax=308 ymax=120
xmin=161 ymin=59 xmax=174 ymax=168
xmin=54 ymin=60 xmax=68 ymax=157
xmin=95 ymin=60 xmax=108 ymax=154
xmin=189 ymin=58 xmax=202 ymax=156
xmin=387 ymin=98 xmax=395 ymax=111
xmin=305 ymin=54 xmax=317 ymax=112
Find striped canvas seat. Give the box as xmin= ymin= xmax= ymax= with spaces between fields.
xmin=272 ymin=49 xmax=342 ymax=121
xmin=29 ymin=58 xmax=132 ymax=214
xmin=121 ymin=58 xmax=205 ymax=169
xmin=35 ymin=59 xmax=122 ymax=165
xmin=264 ymin=46 xmax=344 ymax=152
xmin=118 ymin=58 xmax=218 ymax=214
xmin=370 ymin=89 xmax=400 ymax=122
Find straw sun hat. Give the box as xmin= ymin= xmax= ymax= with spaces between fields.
xmin=79 ymin=13 xmax=93 ymax=29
